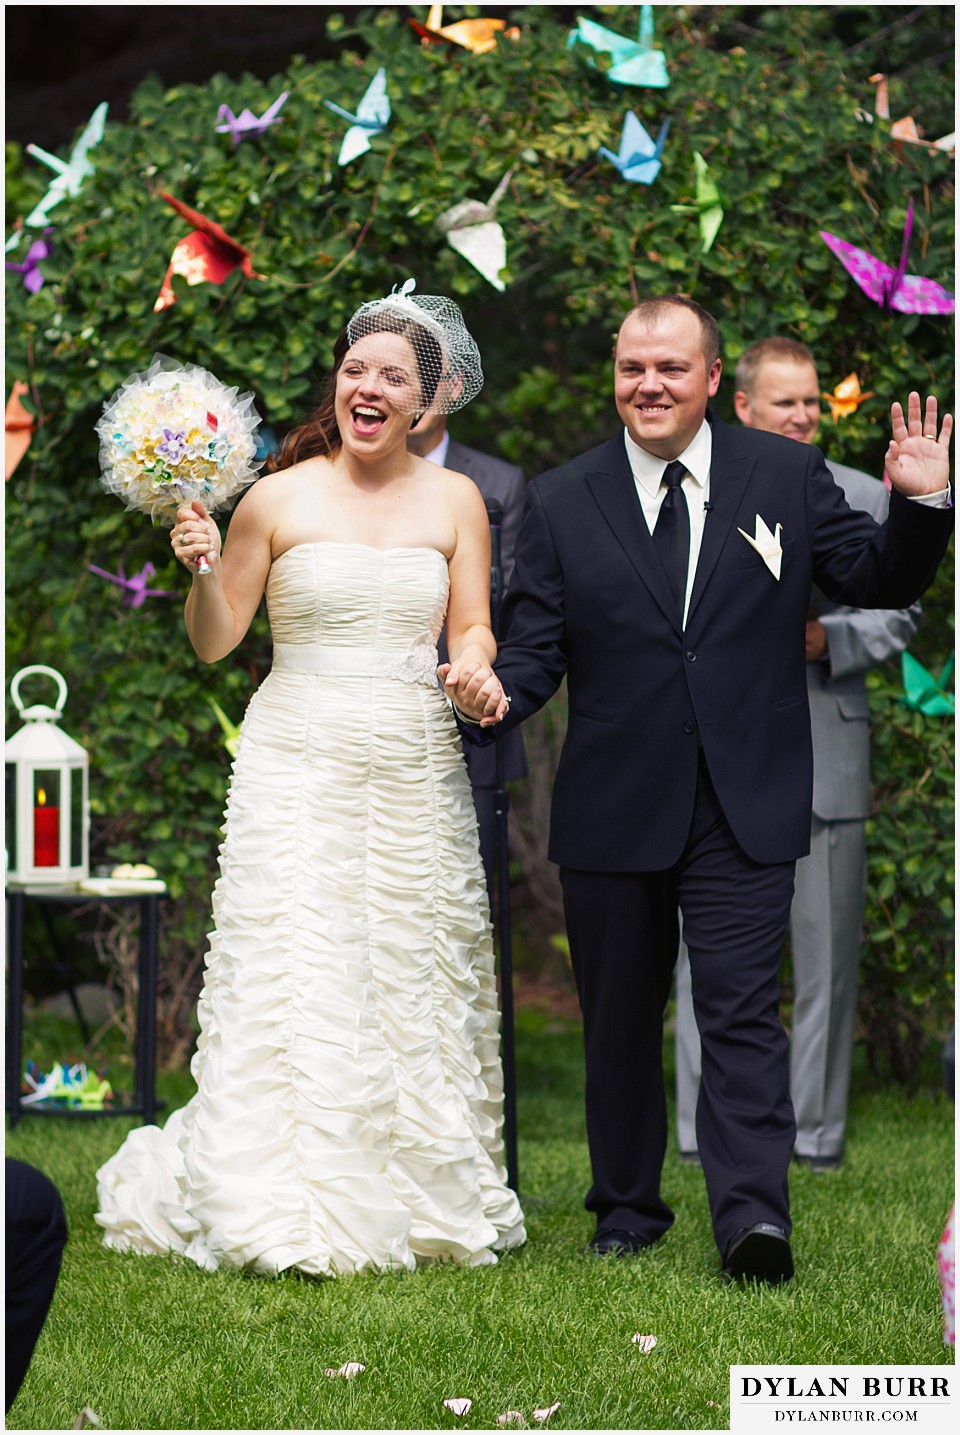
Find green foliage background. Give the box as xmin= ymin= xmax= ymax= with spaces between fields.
xmin=5 ymin=5 xmax=954 ymax=1072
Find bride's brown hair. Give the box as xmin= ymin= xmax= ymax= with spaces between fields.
xmin=266 ymin=313 xmax=444 ymax=473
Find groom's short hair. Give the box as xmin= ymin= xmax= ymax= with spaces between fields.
xmin=623 ymin=296 xmax=721 ymax=369
xmin=736 ymin=338 xmax=816 ymax=397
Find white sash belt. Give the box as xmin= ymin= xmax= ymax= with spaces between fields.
xmin=271 ymin=641 xmax=440 ymax=688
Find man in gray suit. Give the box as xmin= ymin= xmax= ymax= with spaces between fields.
xmin=408 ymin=411 xmax=527 ymax=890
xmin=675 ymin=338 xmax=920 ymax=1170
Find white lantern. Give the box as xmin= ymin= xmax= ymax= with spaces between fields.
xmin=5 ymin=665 xmax=90 ymax=886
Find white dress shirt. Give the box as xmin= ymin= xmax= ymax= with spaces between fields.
xmin=421 ymin=430 xmax=450 ymax=467
xmin=624 ymin=418 xmax=712 ymax=628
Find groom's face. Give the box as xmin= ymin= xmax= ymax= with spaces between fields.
xmin=614 ymin=309 xmax=722 ymax=461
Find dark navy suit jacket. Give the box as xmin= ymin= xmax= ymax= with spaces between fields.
xmin=493 ymin=412 xmax=951 ymax=870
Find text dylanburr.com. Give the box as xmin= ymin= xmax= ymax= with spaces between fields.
xmin=730 ymin=1368 xmax=953 ymax=1435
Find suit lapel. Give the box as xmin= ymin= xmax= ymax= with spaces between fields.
xmin=686 ymin=416 xmax=757 ymax=625
xmin=584 ymin=437 xmax=683 ymax=633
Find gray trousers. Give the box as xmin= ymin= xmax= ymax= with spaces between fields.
xmin=675 ymin=813 xmax=867 ymax=1160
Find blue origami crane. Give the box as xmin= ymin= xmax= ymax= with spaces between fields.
xmin=215 ymin=91 xmax=289 ymax=144
xmin=599 ymin=112 xmax=670 ymax=184
xmin=567 ymin=5 xmax=669 ymax=88
xmin=324 ymin=68 xmax=390 ymax=167
xmin=87 ymin=561 xmax=178 ymax=609
xmin=18 ymin=102 xmax=109 ymax=234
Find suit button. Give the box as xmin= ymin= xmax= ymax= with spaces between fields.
xmin=682 ymin=721 xmax=695 ymax=734
xmin=685 ymin=650 xmax=697 ymax=661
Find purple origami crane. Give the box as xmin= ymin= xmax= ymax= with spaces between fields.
xmin=819 ymin=198 xmax=955 ymax=315
xmin=87 ymin=561 xmax=178 ymax=608
xmin=5 ymin=229 xmax=53 ymax=293
xmin=215 ymin=91 xmax=289 ymax=143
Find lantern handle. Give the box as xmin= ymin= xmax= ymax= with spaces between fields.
xmin=10 ymin=665 xmax=68 ymax=717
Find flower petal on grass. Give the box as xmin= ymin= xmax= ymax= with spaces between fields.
xmin=324 ymin=1362 xmax=366 ymax=1378
xmin=496 ymin=1413 xmax=525 ymax=1425
xmin=444 ymin=1398 xmax=473 ymax=1417
xmin=533 ymin=1402 xmax=561 ymax=1422
xmin=631 ymin=1333 xmax=658 ymax=1352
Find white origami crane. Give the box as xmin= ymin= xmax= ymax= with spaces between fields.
xmin=324 ymin=68 xmax=390 ymax=167
xmin=436 ymin=169 xmax=513 ymax=291
xmin=737 ymin=514 xmax=783 ymax=580
xmin=9 ymin=102 xmax=109 ymax=248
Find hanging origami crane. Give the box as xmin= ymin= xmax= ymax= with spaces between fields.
xmin=14 ymin=102 xmax=109 ymax=236
xmin=408 ymin=5 xmax=520 ymax=54
xmin=901 ymin=650 xmax=955 ymax=717
xmin=215 ymin=91 xmax=289 ymax=144
xmin=436 ymin=170 xmax=513 ymax=291
xmin=5 ymin=381 xmax=35 ymax=480
xmin=209 ymin=697 xmax=241 ymax=758
xmin=5 ymin=229 xmax=53 ymax=293
xmin=867 ymin=75 xmax=955 ymax=155
xmin=324 ymin=68 xmax=390 ymax=167
xmin=567 ymin=4 xmax=669 ymax=88
xmin=670 ymin=153 xmax=723 ymax=254
xmin=87 ymin=560 xmax=178 ymax=608
xmin=154 ymin=191 xmax=265 ymax=312
xmin=820 ymin=198 xmax=955 ymax=315
xmin=599 ymin=113 xmax=670 ymax=185
xmin=821 ymin=373 xmax=875 ymax=423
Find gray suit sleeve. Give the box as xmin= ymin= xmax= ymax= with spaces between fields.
xmin=818 ymin=462 xmax=922 ymax=678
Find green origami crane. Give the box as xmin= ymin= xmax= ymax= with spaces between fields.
xmin=670 ymin=152 xmax=724 ymax=254
xmin=901 ymin=650 xmax=955 ymax=716
xmin=209 ymin=697 xmax=241 ymax=757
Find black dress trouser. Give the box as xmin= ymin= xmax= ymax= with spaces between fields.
xmin=561 ymin=752 xmax=798 ymax=1258
xmin=6 ymin=1158 xmax=68 ymax=1412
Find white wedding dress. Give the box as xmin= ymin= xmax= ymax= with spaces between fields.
xmin=96 ymin=543 xmax=525 ymax=1276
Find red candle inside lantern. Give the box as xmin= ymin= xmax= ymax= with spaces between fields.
xmin=34 ymin=787 xmax=60 ymax=866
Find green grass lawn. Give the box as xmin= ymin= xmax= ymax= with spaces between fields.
xmin=6 ymin=1003 xmax=953 ymax=1431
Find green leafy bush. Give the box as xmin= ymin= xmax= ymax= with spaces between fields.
xmin=5 ymin=6 xmax=953 ymax=1066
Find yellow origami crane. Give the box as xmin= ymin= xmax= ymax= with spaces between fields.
xmin=408 ymin=5 xmax=520 ymax=55
xmin=821 ymin=373 xmax=875 ymax=423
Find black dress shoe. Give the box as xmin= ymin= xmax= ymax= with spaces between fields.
xmin=722 ymin=1223 xmax=794 ymax=1284
xmin=589 ymin=1227 xmax=650 ymax=1258
xmin=794 ymin=1152 xmax=842 ymax=1173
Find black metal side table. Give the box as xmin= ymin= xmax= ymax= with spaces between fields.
xmin=6 ymin=881 xmax=166 ymax=1129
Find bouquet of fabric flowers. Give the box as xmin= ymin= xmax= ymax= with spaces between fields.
xmin=95 ymin=354 xmax=263 ymax=573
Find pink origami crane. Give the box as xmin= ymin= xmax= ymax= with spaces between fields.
xmin=5 ymin=229 xmax=53 ymax=293
xmin=215 ymin=91 xmax=289 ymax=143
xmin=819 ymin=199 xmax=954 ymax=315
xmin=87 ymin=561 xmax=178 ymax=608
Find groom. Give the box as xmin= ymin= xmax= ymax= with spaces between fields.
xmin=444 ymin=295 xmax=953 ymax=1283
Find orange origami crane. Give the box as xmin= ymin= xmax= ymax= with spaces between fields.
xmin=408 ymin=5 xmax=519 ymax=55
xmin=6 ymin=381 xmax=35 ymax=480
xmin=868 ymin=75 xmax=955 ymax=155
xmin=154 ymin=191 xmax=265 ymax=312
xmin=821 ymin=372 xmax=875 ymax=423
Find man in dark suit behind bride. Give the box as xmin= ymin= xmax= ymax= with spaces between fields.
xmin=443 ymin=294 xmax=953 ymax=1284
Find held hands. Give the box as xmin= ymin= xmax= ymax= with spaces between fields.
xmin=171 ymin=500 xmax=221 ymax=572
xmin=438 ymin=660 xmax=510 ymax=727
xmin=886 ymin=393 xmax=952 ymax=497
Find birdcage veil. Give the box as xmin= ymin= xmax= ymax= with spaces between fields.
xmin=345 ymin=279 xmax=483 ymax=415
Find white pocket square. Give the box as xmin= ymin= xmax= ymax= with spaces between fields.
xmin=737 ymin=514 xmax=783 ymax=580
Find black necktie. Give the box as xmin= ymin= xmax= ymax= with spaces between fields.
xmin=652 ymin=460 xmax=690 ymax=621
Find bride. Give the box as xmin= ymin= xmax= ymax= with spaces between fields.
xmin=95 ymin=284 xmax=524 ymax=1276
